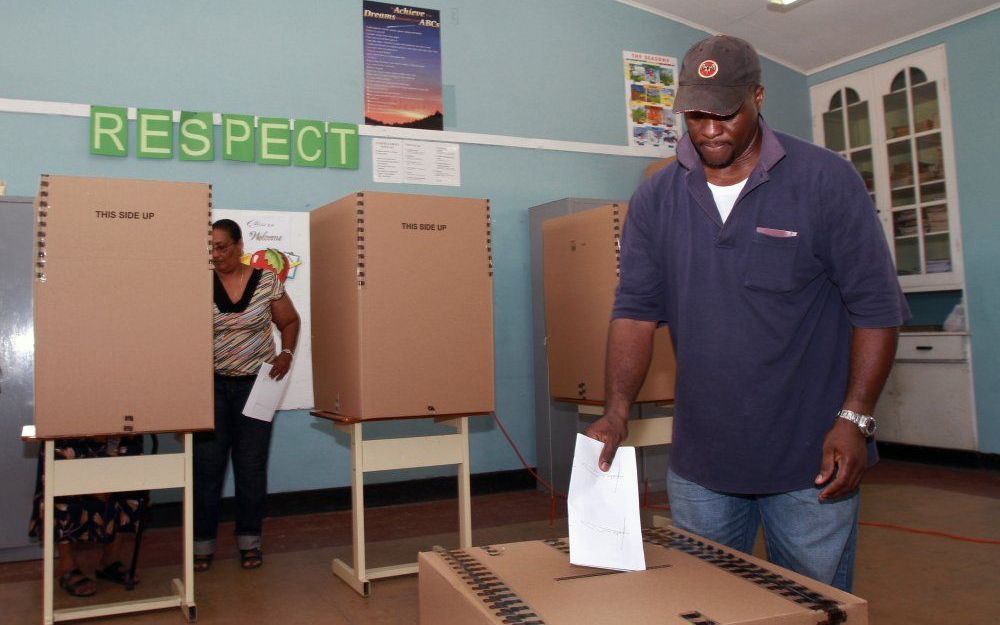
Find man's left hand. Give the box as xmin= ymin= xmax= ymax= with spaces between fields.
xmin=270 ymin=352 xmax=292 ymax=380
xmin=815 ymin=418 xmax=868 ymax=501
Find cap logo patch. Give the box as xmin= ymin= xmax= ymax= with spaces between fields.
xmin=698 ymin=60 xmax=719 ymax=79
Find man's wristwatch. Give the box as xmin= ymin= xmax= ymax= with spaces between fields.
xmin=837 ymin=409 xmax=877 ymax=437
xmin=280 ymin=348 xmax=293 ymax=358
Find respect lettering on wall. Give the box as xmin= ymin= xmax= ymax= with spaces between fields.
xmin=89 ymin=106 xmax=359 ymax=169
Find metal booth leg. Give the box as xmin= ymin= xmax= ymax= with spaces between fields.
xmin=456 ymin=417 xmax=472 ymax=548
xmin=332 ymin=421 xmax=371 ymax=597
xmin=180 ymin=432 xmax=197 ymax=620
xmin=42 ymin=440 xmax=55 ymax=625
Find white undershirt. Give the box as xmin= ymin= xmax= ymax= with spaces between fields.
xmin=707 ymin=178 xmax=748 ymax=224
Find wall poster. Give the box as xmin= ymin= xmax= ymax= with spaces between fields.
xmin=363 ymin=1 xmax=443 ymax=130
xmin=624 ymin=51 xmax=678 ymax=153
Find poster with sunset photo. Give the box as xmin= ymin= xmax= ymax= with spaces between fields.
xmin=363 ymin=1 xmax=443 ymax=130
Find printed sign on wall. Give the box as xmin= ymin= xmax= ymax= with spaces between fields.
xmin=363 ymin=1 xmax=443 ymax=130
xmin=371 ymin=138 xmax=460 ymax=186
xmin=624 ymin=51 xmax=678 ymax=153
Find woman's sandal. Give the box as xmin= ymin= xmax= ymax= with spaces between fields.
xmin=58 ymin=568 xmax=97 ymax=597
xmin=95 ymin=561 xmax=138 ymax=586
xmin=194 ymin=554 xmax=213 ymax=573
xmin=239 ymin=548 xmax=263 ymax=570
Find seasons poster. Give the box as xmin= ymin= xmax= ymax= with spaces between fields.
xmin=363 ymin=2 xmax=443 ymax=130
xmin=624 ymin=51 xmax=678 ymax=152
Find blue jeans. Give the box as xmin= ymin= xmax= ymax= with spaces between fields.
xmin=667 ymin=469 xmax=859 ymax=592
xmin=194 ymin=374 xmax=273 ymax=555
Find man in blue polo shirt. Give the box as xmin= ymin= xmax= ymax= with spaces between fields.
xmin=584 ymin=35 xmax=908 ymax=592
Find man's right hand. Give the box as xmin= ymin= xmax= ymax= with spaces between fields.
xmin=583 ymin=414 xmax=629 ymax=472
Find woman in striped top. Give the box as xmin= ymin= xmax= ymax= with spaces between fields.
xmin=194 ymin=219 xmax=300 ymax=572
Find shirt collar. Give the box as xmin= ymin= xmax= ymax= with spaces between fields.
xmin=676 ymin=115 xmax=786 ymax=173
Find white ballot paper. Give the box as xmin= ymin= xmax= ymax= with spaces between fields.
xmin=242 ymin=362 xmax=292 ymax=422
xmin=567 ymin=433 xmax=646 ymax=571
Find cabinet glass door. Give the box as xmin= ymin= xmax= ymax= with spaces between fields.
xmin=882 ymin=67 xmax=951 ymax=276
xmin=822 ymin=87 xmax=876 ymax=203
xmin=810 ymin=46 xmax=962 ymax=292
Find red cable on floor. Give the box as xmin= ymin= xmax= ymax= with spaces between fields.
xmin=490 ymin=413 xmax=565 ymax=526
xmin=491 ymin=413 xmax=564 ymax=498
xmin=860 ymin=521 xmax=1000 ymax=545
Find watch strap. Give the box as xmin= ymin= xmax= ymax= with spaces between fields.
xmin=837 ymin=409 xmax=876 ymax=436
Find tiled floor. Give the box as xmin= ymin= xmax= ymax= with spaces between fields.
xmin=1 ymin=459 xmax=997 ymax=624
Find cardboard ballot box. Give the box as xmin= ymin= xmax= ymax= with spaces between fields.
xmin=33 ymin=175 xmax=214 ymax=437
xmin=310 ymin=192 xmax=494 ymax=420
xmin=419 ymin=526 xmax=867 ymax=625
xmin=542 ymin=203 xmax=675 ymax=403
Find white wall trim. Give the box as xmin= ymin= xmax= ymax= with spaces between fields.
xmin=615 ymin=0 xmax=999 ymax=76
xmin=0 ymin=98 xmax=90 ymax=118
xmin=0 ymin=97 xmax=670 ymax=159
xmin=614 ymin=0 xmax=715 ymax=37
xmin=356 ymin=124 xmax=667 ymax=157
xmin=613 ymin=0 xmax=807 ymax=74
xmin=806 ymin=3 xmax=1000 ymax=75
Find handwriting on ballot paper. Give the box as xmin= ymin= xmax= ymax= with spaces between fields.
xmin=401 ymin=222 xmax=448 ymax=231
xmin=574 ymin=460 xmax=626 ymax=493
xmin=94 ymin=211 xmax=156 ymax=220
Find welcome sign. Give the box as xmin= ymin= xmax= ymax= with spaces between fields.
xmin=89 ymin=105 xmax=359 ymax=169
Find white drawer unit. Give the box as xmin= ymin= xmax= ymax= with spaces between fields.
xmin=875 ymin=332 xmax=977 ymax=450
xmin=895 ymin=332 xmax=966 ymax=361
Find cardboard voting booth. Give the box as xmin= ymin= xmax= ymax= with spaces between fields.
xmin=542 ymin=203 xmax=675 ymax=404
xmin=310 ymin=191 xmax=494 ymax=420
xmin=32 ymin=174 xmax=214 ymax=437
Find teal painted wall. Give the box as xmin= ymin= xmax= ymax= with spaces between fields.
xmin=904 ymin=291 xmax=963 ymax=329
xmin=809 ymin=8 xmax=1000 ymax=454
xmin=0 ymin=0 xmax=811 ymax=496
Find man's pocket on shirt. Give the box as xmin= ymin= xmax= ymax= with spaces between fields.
xmin=755 ymin=226 xmax=798 ymax=239
xmin=744 ymin=226 xmax=801 ymax=292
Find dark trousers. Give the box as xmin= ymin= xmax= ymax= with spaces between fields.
xmin=194 ymin=374 xmax=273 ymax=553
